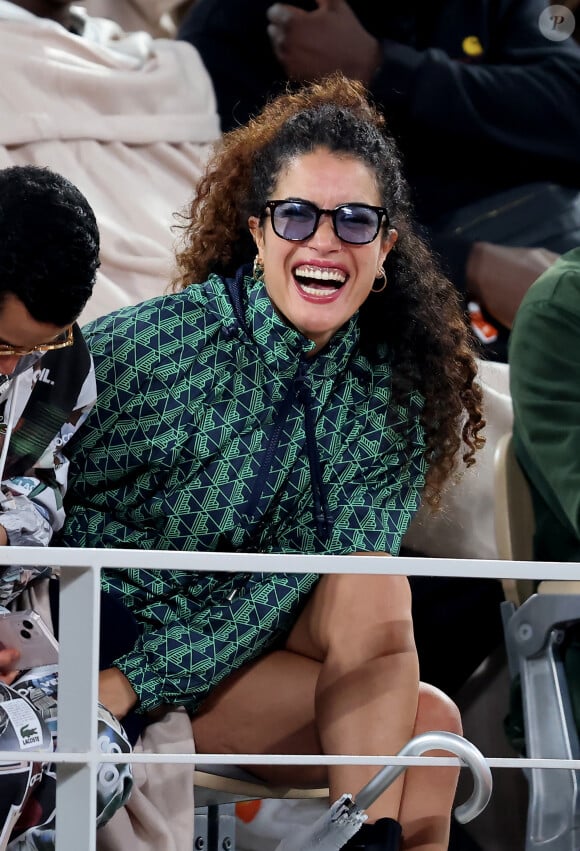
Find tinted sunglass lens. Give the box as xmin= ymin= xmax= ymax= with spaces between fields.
xmin=272 ymin=202 xmax=316 ymax=240
xmin=269 ymin=201 xmax=383 ymax=243
xmin=335 ymin=206 xmax=380 ymax=244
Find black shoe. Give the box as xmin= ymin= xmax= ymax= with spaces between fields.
xmin=342 ymin=818 xmax=402 ymax=850
xmin=448 ymin=820 xmax=483 ymax=851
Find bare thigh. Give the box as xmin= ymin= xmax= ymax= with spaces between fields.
xmin=192 ymin=572 xmax=414 ymax=786
xmin=191 ymin=647 xmax=326 ymax=786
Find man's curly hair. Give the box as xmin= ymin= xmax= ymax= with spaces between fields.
xmin=0 ymin=165 xmax=100 ymax=325
xmin=173 ymin=74 xmax=485 ymax=506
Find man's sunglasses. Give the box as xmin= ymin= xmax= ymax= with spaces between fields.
xmin=262 ymin=200 xmax=389 ymax=245
xmin=0 ymin=325 xmax=74 ymax=358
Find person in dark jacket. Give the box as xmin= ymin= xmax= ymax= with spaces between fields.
xmin=179 ymin=0 xmax=579 ymax=743
xmin=60 ymin=75 xmax=485 ymax=850
xmin=510 ymin=246 xmax=580 ymax=563
xmin=178 ymin=0 xmax=580 ymax=359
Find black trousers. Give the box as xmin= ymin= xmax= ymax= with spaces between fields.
xmin=408 ymin=571 xmax=505 ymax=696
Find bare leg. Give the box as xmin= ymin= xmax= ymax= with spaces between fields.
xmin=399 ymin=684 xmax=462 ymax=850
xmin=192 ymin=573 xmax=459 ymax=849
xmin=285 ymin=573 xmax=419 ymax=821
xmin=192 ymin=647 xmax=326 ymax=786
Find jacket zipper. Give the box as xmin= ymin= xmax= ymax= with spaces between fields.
xmin=245 ymin=380 xmax=296 ymax=524
xmin=245 ymin=359 xmax=331 ymax=542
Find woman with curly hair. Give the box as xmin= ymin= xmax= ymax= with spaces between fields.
xmin=60 ymin=73 xmax=485 ymax=850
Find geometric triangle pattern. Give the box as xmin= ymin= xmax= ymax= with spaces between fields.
xmin=99 ymin=567 xmax=319 ymax=713
xmin=62 ymin=270 xmax=427 ymax=714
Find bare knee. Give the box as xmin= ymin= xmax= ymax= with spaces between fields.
xmin=415 ymin=682 xmax=462 ymax=737
xmin=290 ymin=573 xmax=416 ymax=663
xmin=331 ymin=574 xmax=415 ymax=664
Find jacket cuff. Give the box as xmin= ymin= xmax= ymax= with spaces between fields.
xmin=113 ymin=652 xmax=162 ymax=715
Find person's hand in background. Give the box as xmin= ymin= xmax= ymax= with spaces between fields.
xmin=267 ymin=0 xmax=381 ymax=83
xmin=466 ymin=242 xmax=560 ymax=328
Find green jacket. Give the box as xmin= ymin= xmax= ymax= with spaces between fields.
xmin=510 ymin=247 xmax=580 ymax=563
xmin=62 ymin=267 xmax=427 ymax=713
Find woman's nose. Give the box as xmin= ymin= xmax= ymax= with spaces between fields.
xmin=309 ymin=213 xmax=341 ymax=249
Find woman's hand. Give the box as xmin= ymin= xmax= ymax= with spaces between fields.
xmin=0 ymin=646 xmax=20 ymax=684
xmin=99 ymin=667 xmax=138 ymax=720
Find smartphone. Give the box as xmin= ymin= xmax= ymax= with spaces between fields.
xmin=0 ymin=610 xmax=58 ymax=668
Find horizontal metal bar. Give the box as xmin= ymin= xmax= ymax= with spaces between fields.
xmin=2 ymin=544 xmax=579 ymax=851
xmin=1 ymin=546 xmax=580 ymax=581
xmin=2 ymin=751 xmax=580 ymax=772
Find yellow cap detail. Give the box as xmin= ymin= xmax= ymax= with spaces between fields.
xmin=462 ymin=35 xmax=483 ymax=56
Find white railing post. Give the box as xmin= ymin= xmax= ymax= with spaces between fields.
xmin=54 ymin=561 xmax=101 ymax=851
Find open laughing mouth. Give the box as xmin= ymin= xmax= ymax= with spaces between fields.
xmin=293 ymin=264 xmax=348 ymax=297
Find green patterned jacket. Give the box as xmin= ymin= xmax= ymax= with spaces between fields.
xmin=62 ymin=267 xmax=427 ymax=714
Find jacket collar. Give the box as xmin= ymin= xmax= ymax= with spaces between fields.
xmin=221 ymin=264 xmax=360 ymax=376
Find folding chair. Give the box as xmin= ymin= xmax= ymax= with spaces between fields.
xmin=194 ymin=765 xmax=329 ymax=850
xmin=494 ymin=432 xmax=580 ymax=850
xmin=193 ymin=727 xmax=494 ymax=851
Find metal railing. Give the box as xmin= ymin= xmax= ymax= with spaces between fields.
xmin=2 ymin=547 xmax=580 ymax=851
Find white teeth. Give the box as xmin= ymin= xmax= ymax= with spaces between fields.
xmin=301 ymin=285 xmax=337 ymax=296
xmin=294 ymin=265 xmax=347 ymax=283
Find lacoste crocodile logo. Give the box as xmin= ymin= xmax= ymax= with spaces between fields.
xmin=20 ymin=724 xmax=37 ymax=738
xmin=19 ymin=721 xmax=41 ymax=746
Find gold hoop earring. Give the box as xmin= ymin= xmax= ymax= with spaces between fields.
xmin=253 ymin=256 xmax=265 ymax=282
xmin=372 ymin=267 xmax=387 ymax=293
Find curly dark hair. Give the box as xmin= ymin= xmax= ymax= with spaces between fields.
xmin=173 ymin=74 xmax=485 ymax=506
xmin=0 ymin=164 xmax=100 ymax=325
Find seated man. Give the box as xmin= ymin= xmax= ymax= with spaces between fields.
xmin=0 ymin=164 xmax=97 ymax=569
xmin=0 ymin=162 xmax=105 ymax=849
xmin=0 ymin=0 xmax=220 ymax=324
xmin=0 ymin=162 xmax=202 ymax=851
xmin=509 ymin=246 xmax=580 ymax=562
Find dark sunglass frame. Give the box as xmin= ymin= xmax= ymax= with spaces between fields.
xmin=263 ymin=200 xmax=389 ymax=245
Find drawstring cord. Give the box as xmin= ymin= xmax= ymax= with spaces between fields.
xmin=223 ymin=270 xmax=332 ymax=542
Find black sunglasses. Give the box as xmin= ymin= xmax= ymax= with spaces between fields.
xmin=263 ymin=199 xmax=389 ymax=245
